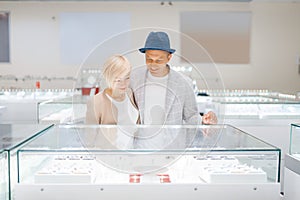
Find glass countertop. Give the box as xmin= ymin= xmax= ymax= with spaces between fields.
xmin=49 ymin=95 xmax=88 ymax=103
xmin=0 ymin=124 xmax=53 ymax=151
xmin=19 ymin=124 xmax=280 ymax=152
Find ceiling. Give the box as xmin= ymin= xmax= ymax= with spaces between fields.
xmin=0 ymin=0 xmax=254 ymax=2
xmin=0 ymin=0 xmax=299 ymax=2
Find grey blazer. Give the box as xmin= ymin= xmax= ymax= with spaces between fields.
xmin=130 ymin=66 xmax=201 ymax=125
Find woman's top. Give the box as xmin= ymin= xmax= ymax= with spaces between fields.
xmin=85 ymin=88 xmax=139 ymax=124
xmin=105 ymin=93 xmax=139 ymax=125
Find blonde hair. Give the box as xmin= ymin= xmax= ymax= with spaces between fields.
xmin=102 ymin=55 xmax=131 ymax=88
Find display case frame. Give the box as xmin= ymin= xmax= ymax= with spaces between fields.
xmin=15 ymin=124 xmax=281 ymax=200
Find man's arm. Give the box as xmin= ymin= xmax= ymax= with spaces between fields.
xmin=181 ymin=78 xmax=202 ymax=125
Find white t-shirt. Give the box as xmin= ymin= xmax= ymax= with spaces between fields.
xmin=144 ymin=71 xmax=168 ymax=125
xmin=106 ymin=93 xmax=139 ymax=125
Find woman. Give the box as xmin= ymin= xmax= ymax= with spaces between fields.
xmin=85 ymin=55 xmax=139 ymax=125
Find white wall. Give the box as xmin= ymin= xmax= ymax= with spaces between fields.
xmin=0 ymin=1 xmax=299 ymax=93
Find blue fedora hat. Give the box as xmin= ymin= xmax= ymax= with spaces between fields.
xmin=139 ymin=32 xmax=176 ymax=54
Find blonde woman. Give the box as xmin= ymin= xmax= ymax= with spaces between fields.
xmin=85 ymin=55 xmax=139 ymax=125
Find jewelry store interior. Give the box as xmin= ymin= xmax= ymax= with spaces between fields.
xmin=0 ymin=0 xmax=300 ymax=200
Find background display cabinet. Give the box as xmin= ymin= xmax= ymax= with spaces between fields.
xmin=0 ymin=89 xmax=74 ymax=123
xmin=0 ymin=124 xmax=53 ymax=200
xmin=0 ymin=106 xmax=6 ymax=122
xmin=197 ymin=89 xmax=300 ymax=120
xmin=284 ymin=123 xmax=300 ymax=200
xmin=197 ymin=89 xmax=300 ymax=189
xmin=38 ymin=95 xmax=87 ymax=124
xmin=197 ymin=90 xmax=300 ymax=121
xmin=15 ymin=124 xmax=281 ymax=200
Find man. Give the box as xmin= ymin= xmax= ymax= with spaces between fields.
xmin=131 ymin=31 xmax=217 ymax=125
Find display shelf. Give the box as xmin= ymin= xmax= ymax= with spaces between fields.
xmin=0 ymin=124 xmax=53 ymax=200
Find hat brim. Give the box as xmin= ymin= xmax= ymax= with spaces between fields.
xmin=139 ymin=47 xmax=176 ymax=54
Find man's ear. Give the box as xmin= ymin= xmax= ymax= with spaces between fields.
xmin=167 ymin=53 xmax=172 ymax=61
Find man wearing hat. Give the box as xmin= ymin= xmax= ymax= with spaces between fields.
xmin=131 ymin=31 xmax=217 ymax=125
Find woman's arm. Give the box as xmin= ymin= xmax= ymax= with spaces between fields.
xmin=85 ymin=96 xmax=99 ymax=124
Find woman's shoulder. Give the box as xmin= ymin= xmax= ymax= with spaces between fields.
xmin=90 ymin=90 xmax=109 ymax=103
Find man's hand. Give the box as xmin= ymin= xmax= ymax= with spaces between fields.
xmin=202 ymin=111 xmax=218 ymax=125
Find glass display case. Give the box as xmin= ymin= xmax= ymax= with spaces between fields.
xmin=0 ymin=124 xmax=53 ymax=200
xmin=0 ymin=89 xmax=75 ymax=123
xmin=289 ymin=123 xmax=300 ymax=157
xmin=15 ymin=124 xmax=281 ymax=200
xmin=284 ymin=123 xmax=300 ymax=200
xmin=38 ymin=95 xmax=88 ymax=124
xmin=197 ymin=90 xmax=300 ymax=180
xmin=197 ymin=89 xmax=300 ymax=119
xmin=0 ymin=150 xmax=8 ymax=200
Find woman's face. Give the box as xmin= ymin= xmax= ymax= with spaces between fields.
xmin=111 ymin=71 xmax=130 ymax=94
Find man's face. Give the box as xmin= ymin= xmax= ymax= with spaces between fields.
xmin=145 ymin=50 xmax=172 ymax=77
